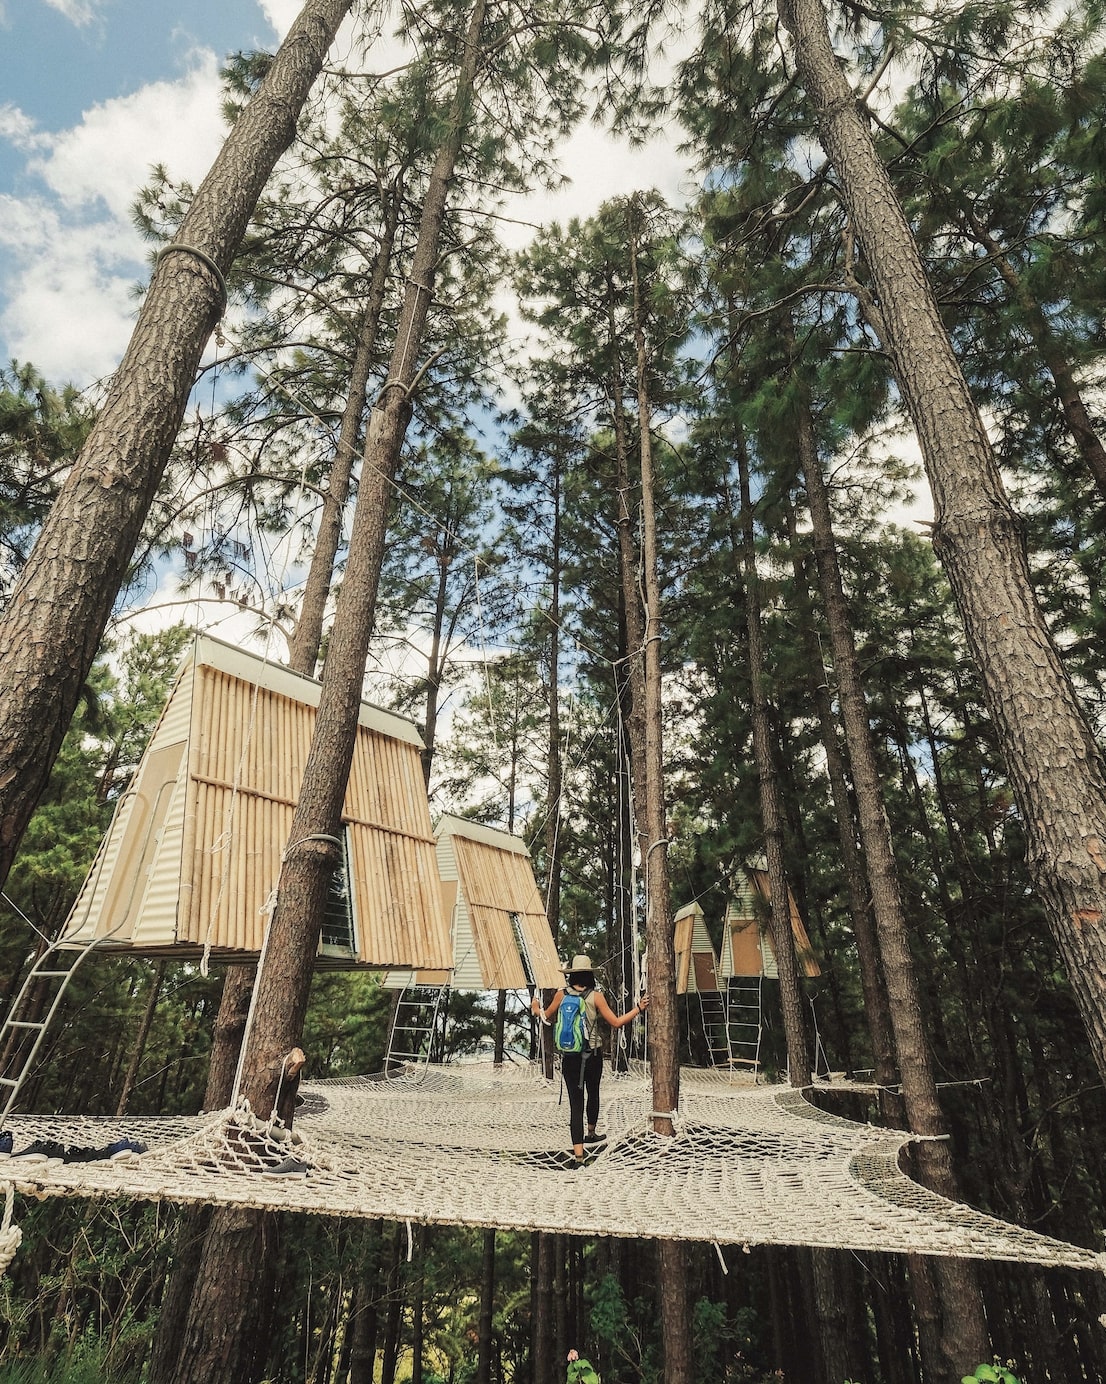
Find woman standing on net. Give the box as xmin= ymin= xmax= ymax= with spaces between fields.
xmin=532 ymin=953 xmax=648 ymax=1163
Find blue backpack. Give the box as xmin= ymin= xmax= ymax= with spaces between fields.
xmin=554 ymin=989 xmax=593 ymax=1053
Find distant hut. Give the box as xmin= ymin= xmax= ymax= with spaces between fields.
xmin=672 ymin=900 xmax=728 ymax=1067
xmin=719 ymin=866 xmax=821 ymax=980
xmin=672 ymin=901 xmax=721 ymax=994
xmin=58 ymin=635 xmax=451 ymax=971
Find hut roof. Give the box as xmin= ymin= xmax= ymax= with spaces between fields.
xmin=435 ymin=815 xmax=563 ymax=991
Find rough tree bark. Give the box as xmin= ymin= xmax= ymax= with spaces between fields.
xmin=794 ymin=385 xmax=989 ymax=1376
xmin=777 ymin=0 xmax=1106 ymax=1099
xmin=625 ymin=201 xmax=691 ymax=1383
xmin=0 ymin=0 xmax=354 ymax=892
xmin=170 ymin=9 xmax=488 ymax=1382
xmin=287 ymin=182 xmax=405 ymax=674
xmin=781 ymin=500 xmax=897 ymax=1099
xmin=733 ymin=425 xmax=812 ymax=1085
xmin=235 ymin=0 xmax=487 ymax=1124
xmin=475 ymin=1227 xmax=496 ymax=1384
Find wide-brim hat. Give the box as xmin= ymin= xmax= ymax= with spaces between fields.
xmin=564 ymin=954 xmax=594 ymax=973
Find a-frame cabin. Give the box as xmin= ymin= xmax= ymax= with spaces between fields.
xmin=672 ymin=901 xmax=722 ymax=994
xmin=385 ymin=814 xmax=563 ymax=991
xmin=720 ymin=866 xmax=821 ymax=980
xmin=58 ymin=635 xmax=451 ymax=971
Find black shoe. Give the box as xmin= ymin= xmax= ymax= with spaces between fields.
xmin=261 ymin=1157 xmax=311 ymax=1179
xmin=583 ymin=1132 xmax=605 ymax=1144
xmin=107 ymin=1139 xmax=148 ymax=1161
xmin=12 ymin=1138 xmax=65 ymax=1163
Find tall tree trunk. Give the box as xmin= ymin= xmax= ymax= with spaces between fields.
xmin=345 ymin=1274 xmax=380 ymax=1384
xmin=410 ymin=1226 xmax=425 ymax=1384
xmin=475 ymin=1228 xmax=496 ymax=1384
xmin=419 ymin=535 xmax=456 ymax=785
xmin=532 ymin=1231 xmax=555 ymax=1384
xmin=626 ymin=207 xmax=680 ymax=1140
xmin=733 ymin=425 xmax=811 ymax=1084
xmin=287 ymin=184 xmax=404 ymax=675
xmin=621 ymin=203 xmax=690 ymax=1384
xmin=172 ymin=1208 xmax=279 ymax=1384
xmin=544 ymin=455 xmax=564 ymax=951
xmin=553 ymin=1233 xmax=568 ymax=1368
xmin=380 ymin=1225 xmax=405 ymax=1384
xmin=781 ymin=500 xmax=899 ymax=1100
xmin=203 ymin=964 xmax=256 ymax=1110
xmin=792 ymin=379 xmax=988 ymax=1376
xmin=778 ymin=0 xmax=1106 ymax=1100
xmin=169 ymin=12 xmax=488 ymax=1383
xmin=0 ymin=0 xmax=354 ymax=891
xmin=236 ymin=0 xmax=487 ymax=1125
xmin=147 ymin=961 xmax=255 ymax=1384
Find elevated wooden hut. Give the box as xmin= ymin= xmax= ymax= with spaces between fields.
xmin=58 ymin=635 xmax=451 ymax=970
xmin=672 ymin=901 xmax=721 ymax=994
xmin=385 ymin=815 xmax=563 ymax=991
xmin=719 ymin=866 xmax=820 ymax=980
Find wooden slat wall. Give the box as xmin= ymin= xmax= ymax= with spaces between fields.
xmin=674 ymin=902 xmax=722 ymax=992
xmin=450 ymin=834 xmax=562 ymax=989
xmin=180 ymin=666 xmax=449 ymax=967
xmin=748 ymin=868 xmax=821 ymax=978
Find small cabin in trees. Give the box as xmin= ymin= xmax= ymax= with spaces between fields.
xmin=720 ymin=866 xmax=821 ymax=980
xmin=672 ymin=902 xmax=722 ymax=994
xmin=673 ymin=870 xmax=819 ymax=1073
xmin=384 ymin=814 xmax=563 ymax=992
xmin=58 ymin=635 xmax=451 ymax=971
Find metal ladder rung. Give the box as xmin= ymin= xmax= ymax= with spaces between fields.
xmin=32 ymin=970 xmax=72 ymax=979
xmin=7 ymin=1020 xmax=45 ymax=1030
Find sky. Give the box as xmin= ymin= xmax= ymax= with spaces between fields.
xmin=0 ymin=0 xmax=692 ymax=391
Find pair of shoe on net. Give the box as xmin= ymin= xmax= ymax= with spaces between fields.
xmin=0 ymin=1132 xmax=148 ymax=1166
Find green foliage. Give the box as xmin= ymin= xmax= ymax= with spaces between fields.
xmin=961 ymin=1364 xmax=1022 ymax=1384
xmin=0 ymin=361 xmax=94 ymax=602
xmin=0 ymin=1354 xmax=138 ymax=1384
xmin=566 ymin=1352 xmax=601 ymax=1383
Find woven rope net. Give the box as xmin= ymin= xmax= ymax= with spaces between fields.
xmin=2 ymin=1064 xmax=1101 ymax=1270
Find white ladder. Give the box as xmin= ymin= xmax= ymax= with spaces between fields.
xmin=725 ymin=974 xmax=764 ymax=1074
xmin=386 ymin=985 xmax=450 ymax=1081
xmin=0 ymin=933 xmax=107 ymax=1122
xmin=697 ymin=988 xmax=733 ymax=1068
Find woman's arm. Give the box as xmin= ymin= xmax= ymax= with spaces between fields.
xmin=594 ymin=991 xmax=649 ymax=1030
xmin=531 ymin=989 xmax=565 ymax=1022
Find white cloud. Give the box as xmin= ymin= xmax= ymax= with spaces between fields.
xmin=0 ymin=194 xmax=141 ymax=381
xmin=43 ymin=0 xmax=101 ymax=24
xmin=0 ymin=103 xmax=48 ymax=151
xmin=27 ymin=51 xmax=227 ymax=217
xmin=258 ymin=1 xmax=300 ymax=38
xmin=500 ymin=125 xmax=691 ymax=255
xmin=0 ymin=51 xmax=232 ymax=382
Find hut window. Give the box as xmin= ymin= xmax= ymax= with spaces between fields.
xmin=510 ymin=912 xmax=535 ymax=987
xmin=320 ymin=828 xmax=357 ymax=957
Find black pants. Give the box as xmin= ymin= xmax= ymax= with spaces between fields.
xmin=561 ymin=1050 xmax=603 ymax=1146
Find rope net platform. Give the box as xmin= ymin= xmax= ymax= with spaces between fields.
xmin=2 ymin=1064 xmax=1101 ymax=1270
